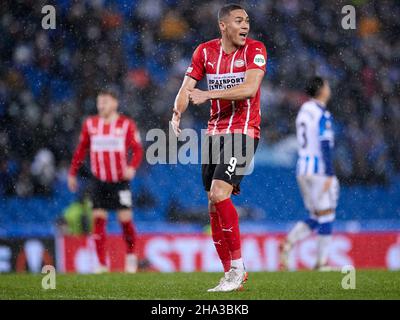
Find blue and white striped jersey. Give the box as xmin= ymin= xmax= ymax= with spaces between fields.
xmin=296 ymin=99 xmax=335 ymax=176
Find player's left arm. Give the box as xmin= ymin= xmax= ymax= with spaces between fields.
xmin=188 ymin=42 xmax=267 ymax=104
xmin=124 ymin=120 xmax=144 ymax=180
xmin=320 ymin=112 xmax=335 ymax=192
xmin=188 ymin=69 xmax=264 ymax=104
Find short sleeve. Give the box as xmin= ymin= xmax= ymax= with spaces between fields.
xmin=185 ymin=44 xmax=205 ymax=81
xmin=245 ymin=42 xmax=267 ymax=72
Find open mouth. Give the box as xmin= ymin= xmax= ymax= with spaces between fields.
xmin=239 ymin=32 xmax=248 ymax=40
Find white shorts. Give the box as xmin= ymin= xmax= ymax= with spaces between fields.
xmin=297 ymin=175 xmax=339 ymax=215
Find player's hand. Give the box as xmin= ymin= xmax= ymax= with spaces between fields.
xmin=123 ymin=167 xmax=136 ymax=181
xmin=170 ymin=108 xmax=181 ymax=137
xmin=188 ymin=88 xmax=210 ymax=105
xmin=67 ymin=175 xmax=78 ymax=193
xmin=322 ymin=176 xmax=333 ymax=194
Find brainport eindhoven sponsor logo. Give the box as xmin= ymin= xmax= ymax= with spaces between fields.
xmin=207 ymin=73 xmax=245 ymax=91
xmin=145 ymin=128 xmax=256 ymax=176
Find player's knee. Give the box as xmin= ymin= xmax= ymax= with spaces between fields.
xmin=315 ymin=208 xmax=333 ymax=216
xmin=118 ymin=209 xmax=132 ymax=222
xmin=93 ymin=209 xmax=107 ymax=219
xmin=209 ymin=187 xmax=230 ymax=204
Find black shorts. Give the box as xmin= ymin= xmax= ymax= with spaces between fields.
xmin=201 ymin=134 xmax=259 ymax=193
xmin=90 ymin=177 xmax=132 ymax=210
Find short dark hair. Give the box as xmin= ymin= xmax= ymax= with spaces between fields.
xmin=305 ymin=76 xmax=325 ymax=97
xmin=98 ymin=84 xmax=120 ymax=100
xmin=218 ymin=3 xmax=245 ymax=21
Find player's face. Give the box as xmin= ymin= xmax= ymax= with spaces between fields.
xmin=220 ymin=9 xmax=250 ymax=47
xmin=97 ymin=94 xmax=118 ymax=118
xmin=321 ymin=81 xmax=331 ymax=102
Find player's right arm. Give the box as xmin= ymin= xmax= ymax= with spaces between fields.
xmin=68 ymin=119 xmax=90 ymax=192
xmin=171 ymin=76 xmax=197 ymax=136
xmin=171 ymin=44 xmax=205 ymax=136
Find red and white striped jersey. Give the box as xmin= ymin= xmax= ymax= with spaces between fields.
xmin=186 ymin=37 xmax=267 ymax=139
xmin=69 ymin=115 xmax=143 ymax=183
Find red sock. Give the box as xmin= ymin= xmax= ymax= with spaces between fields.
xmin=209 ymin=211 xmax=231 ymax=272
xmin=93 ymin=217 xmax=107 ymax=266
xmin=214 ymin=198 xmax=242 ymax=260
xmin=121 ymin=220 xmax=136 ymax=254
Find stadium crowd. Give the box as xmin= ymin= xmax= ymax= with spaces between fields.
xmin=0 ymin=0 xmax=399 ymax=197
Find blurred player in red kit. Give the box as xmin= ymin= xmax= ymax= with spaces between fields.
xmin=171 ymin=4 xmax=267 ymax=291
xmin=68 ymin=86 xmax=143 ymax=273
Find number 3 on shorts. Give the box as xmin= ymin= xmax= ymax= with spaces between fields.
xmin=118 ymin=190 xmax=132 ymax=207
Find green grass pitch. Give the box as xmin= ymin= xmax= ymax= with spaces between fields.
xmin=1 ymin=271 xmax=399 ymax=300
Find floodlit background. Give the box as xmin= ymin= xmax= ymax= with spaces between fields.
xmin=0 ymin=0 xmax=399 ymax=273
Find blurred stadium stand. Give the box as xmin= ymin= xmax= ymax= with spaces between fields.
xmin=0 ymin=0 xmax=399 ymax=236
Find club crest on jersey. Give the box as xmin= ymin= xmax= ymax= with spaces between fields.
xmin=234 ymin=59 xmax=245 ymax=68
xmin=254 ymin=54 xmax=266 ymax=67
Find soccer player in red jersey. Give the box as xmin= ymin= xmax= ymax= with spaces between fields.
xmin=68 ymin=86 xmax=143 ymax=273
xmin=171 ymin=4 xmax=267 ymax=292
